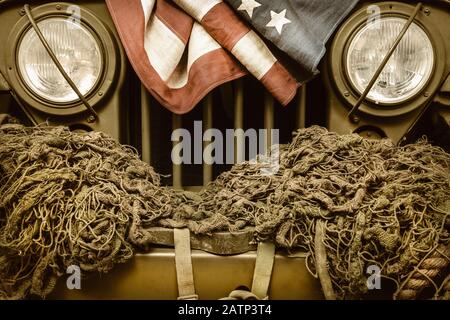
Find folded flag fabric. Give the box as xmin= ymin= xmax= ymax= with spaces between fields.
xmin=106 ymin=0 xmax=358 ymax=114
xmin=225 ymin=0 xmax=360 ymax=74
xmin=172 ymin=0 xmax=299 ymax=105
xmin=107 ymin=0 xmax=242 ymax=114
xmin=106 ymin=0 xmax=302 ymax=114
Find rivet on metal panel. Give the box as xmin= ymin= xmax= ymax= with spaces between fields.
xmin=350 ymin=115 xmax=360 ymax=124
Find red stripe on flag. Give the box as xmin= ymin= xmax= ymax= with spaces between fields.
xmin=261 ymin=62 xmax=300 ymax=106
xmin=106 ymin=0 xmax=246 ymax=114
xmin=197 ymin=2 xmax=299 ymax=106
xmin=201 ymin=2 xmax=250 ymax=49
xmin=155 ymin=0 xmax=193 ymax=44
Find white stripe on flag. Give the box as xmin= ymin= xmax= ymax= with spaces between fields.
xmin=173 ymin=0 xmax=222 ymax=21
xmin=231 ymin=30 xmax=276 ymax=80
xmin=143 ymin=16 xmax=185 ymax=82
xmin=187 ymin=22 xmax=221 ymax=71
xmin=166 ymin=23 xmax=221 ymax=89
xmin=140 ymin=0 xmax=156 ymax=25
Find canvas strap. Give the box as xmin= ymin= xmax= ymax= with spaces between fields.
xmin=251 ymin=242 xmax=276 ymax=299
xmin=174 ymin=228 xmax=198 ymax=300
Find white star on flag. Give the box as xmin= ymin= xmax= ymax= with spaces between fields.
xmin=266 ymin=9 xmax=291 ymax=35
xmin=237 ymin=0 xmax=261 ymax=19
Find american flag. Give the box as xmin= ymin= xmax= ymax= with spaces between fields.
xmin=106 ymin=0 xmax=357 ymax=114
xmin=226 ymin=0 xmax=360 ymax=74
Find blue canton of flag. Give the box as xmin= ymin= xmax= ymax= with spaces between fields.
xmin=226 ymin=0 xmax=359 ymax=74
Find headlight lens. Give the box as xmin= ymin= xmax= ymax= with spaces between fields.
xmin=346 ymin=17 xmax=434 ymax=105
xmin=17 ymin=17 xmax=102 ymax=103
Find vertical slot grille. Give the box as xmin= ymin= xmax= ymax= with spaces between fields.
xmin=202 ymin=95 xmax=213 ymax=185
xmin=172 ymin=114 xmax=183 ymax=189
xmin=140 ymin=77 xmax=307 ymax=189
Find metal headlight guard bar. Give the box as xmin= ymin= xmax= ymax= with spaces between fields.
xmin=22 ymin=4 xmax=99 ymax=121
xmin=347 ymin=2 xmax=423 ymax=121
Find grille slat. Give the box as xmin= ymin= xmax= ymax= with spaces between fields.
xmin=172 ymin=114 xmax=183 ymax=189
xmin=203 ymin=94 xmax=213 ymax=185
xmin=234 ymin=80 xmax=245 ymax=164
xmin=264 ymin=92 xmax=274 ymax=155
xmin=297 ymin=86 xmax=307 ymax=129
xmin=142 ymin=79 xmax=307 ymax=189
xmin=141 ymin=84 xmax=152 ymax=164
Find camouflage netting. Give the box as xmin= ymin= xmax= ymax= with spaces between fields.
xmin=0 ymin=124 xmax=449 ymax=300
xmin=0 ymin=124 xmax=180 ymax=299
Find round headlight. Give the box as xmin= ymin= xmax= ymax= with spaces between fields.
xmin=345 ymin=16 xmax=434 ymax=105
xmin=7 ymin=3 xmax=120 ymax=116
xmin=17 ymin=17 xmax=102 ymax=103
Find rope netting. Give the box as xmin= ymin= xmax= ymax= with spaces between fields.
xmin=0 ymin=124 xmax=179 ymax=299
xmin=0 ymin=124 xmax=449 ymax=299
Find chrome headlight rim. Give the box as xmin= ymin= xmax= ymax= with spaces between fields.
xmin=17 ymin=15 xmax=104 ymax=105
xmin=6 ymin=2 xmax=119 ymax=116
xmin=344 ymin=15 xmax=435 ymax=106
xmin=328 ymin=1 xmax=446 ymax=117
